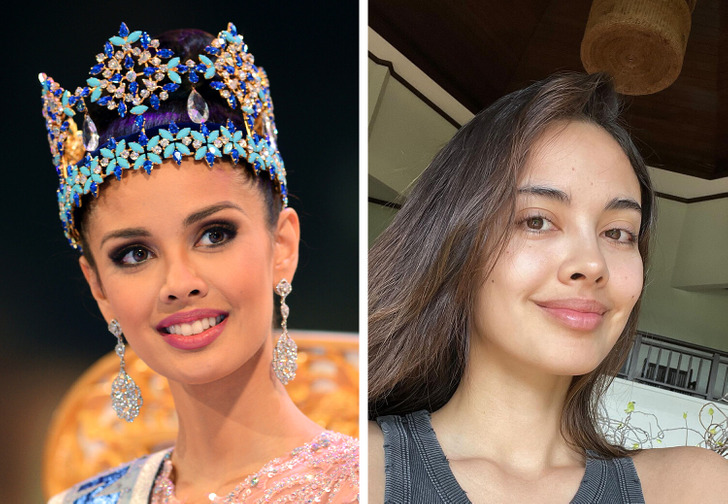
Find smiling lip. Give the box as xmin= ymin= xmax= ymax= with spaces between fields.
xmin=535 ymin=299 xmax=608 ymax=331
xmin=156 ymin=309 xmax=228 ymax=350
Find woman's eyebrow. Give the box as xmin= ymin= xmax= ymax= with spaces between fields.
xmin=183 ymin=201 xmax=246 ymax=227
xmin=517 ymin=185 xmax=570 ymax=203
xmin=100 ymin=228 xmax=151 ymax=248
xmin=605 ymin=197 xmax=642 ymax=213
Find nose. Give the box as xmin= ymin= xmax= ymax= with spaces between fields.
xmin=159 ymin=252 xmax=208 ymax=303
xmin=558 ymin=233 xmax=609 ymax=286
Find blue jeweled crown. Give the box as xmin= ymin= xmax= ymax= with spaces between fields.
xmin=40 ymin=22 xmax=287 ymax=250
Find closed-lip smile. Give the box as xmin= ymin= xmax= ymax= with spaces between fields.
xmin=534 ymin=298 xmax=609 ymax=331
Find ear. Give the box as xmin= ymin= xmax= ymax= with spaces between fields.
xmin=79 ymin=256 xmax=115 ymax=324
xmin=272 ymin=207 xmax=300 ymax=285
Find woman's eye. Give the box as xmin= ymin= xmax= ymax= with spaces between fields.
xmin=604 ymin=228 xmax=636 ymax=244
xmin=114 ymin=246 xmax=152 ymax=266
xmin=522 ymin=216 xmax=552 ymax=232
xmin=198 ymin=226 xmax=235 ymax=247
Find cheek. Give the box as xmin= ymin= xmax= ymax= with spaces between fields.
xmin=610 ymin=253 xmax=644 ymax=309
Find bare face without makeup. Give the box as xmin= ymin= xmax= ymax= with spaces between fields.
xmin=79 ymin=159 xmax=299 ymax=386
xmin=473 ymin=121 xmax=644 ymax=377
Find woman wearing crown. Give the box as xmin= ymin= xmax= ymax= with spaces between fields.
xmin=40 ymin=23 xmax=358 ymax=504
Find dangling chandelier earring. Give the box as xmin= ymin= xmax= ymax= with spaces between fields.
xmin=272 ymin=279 xmax=297 ymax=384
xmin=108 ymin=319 xmax=143 ymax=422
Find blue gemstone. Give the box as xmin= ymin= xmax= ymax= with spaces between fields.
xmin=210 ymin=81 xmax=225 ymax=90
xmin=108 ymin=138 xmax=117 ymax=149
xmin=114 ymin=166 xmax=122 ymax=180
xmin=150 ymin=95 xmax=160 ymax=109
xmin=81 ymin=87 xmax=90 ymax=97
xmin=134 ymin=116 xmax=144 ymax=130
xmin=163 ymin=82 xmax=179 ymax=92
xmin=73 ymin=193 xmax=80 ymax=206
xmin=129 ymin=82 xmax=138 ymax=94
xmin=246 ymin=116 xmax=255 ymax=129
xmin=144 ymin=67 xmax=155 ymax=77
xmin=157 ymin=48 xmax=174 ymax=58
xmin=253 ymin=160 xmax=262 ymax=172
xmin=141 ymin=32 xmax=150 ymax=49
xmin=195 ymin=64 xmax=206 ymax=73
xmin=229 ymin=23 xmax=238 ymax=36
xmin=224 ymin=65 xmax=235 ymax=74
xmin=143 ymin=160 xmax=153 ymax=174
xmin=119 ymin=22 xmax=130 ymax=38
xmin=229 ymin=95 xmax=237 ymax=109
xmin=226 ymin=119 xmax=236 ymax=132
xmin=168 ymin=122 xmax=179 ymax=134
xmin=98 ymin=96 xmax=111 ymax=106
xmin=90 ymin=64 xmax=104 ymax=75
xmin=68 ymin=95 xmax=78 ymax=105
xmin=200 ymin=123 xmax=209 ymax=136
xmin=176 ymin=64 xmax=187 ymax=74
xmin=138 ymin=131 xmax=148 ymax=146
xmin=205 ymin=151 xmax=215 ymax=166
xmin=236 ymin=55 xmax=243 ymax=67
xmin=124 ymin=56 xmax=134 ymax=69
xmin=205 ymin=46 xmax=220 ymax=56
xmin=172 ymin=150 xmax=182 ymax=165
xmin=189 ymin=72 xmax=199 ymax=83
xmin=118 ymin=102 xmax=127 ymax=117
xmin=110 ymin=73 xmax=122 ymax=83
xmin=60 ymin=123 xmax=68 ymax=131
xmin=230 ymin=148 xmax=239 ymax=163
xmin=104 ymin=42 xmax=114 ymax=58
xmin=90 ymin=182 xmax=97 ymax=195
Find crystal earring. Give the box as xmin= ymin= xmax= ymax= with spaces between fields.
xmin=272 ymin=279 xmax=297 ymax=384
xmin=108 ymin=319 xmax=143 ymax=422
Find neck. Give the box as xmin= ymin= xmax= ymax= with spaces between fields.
xmin=167 ymin=336 xmax=322 ymax=497
xmin=432 ymin=339 xmax=582 ymax=473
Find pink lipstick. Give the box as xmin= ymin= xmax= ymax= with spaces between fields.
xmin=535 ymin=299 xmax=608 ymax=331
xmin=156 ymin=309 xmax=228 ymax=350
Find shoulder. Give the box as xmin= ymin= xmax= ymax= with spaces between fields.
xmin=47 ymin=449 xmax=169 ymax=504
xmin=632 ymin=446 xmax=728 ymax=502
xmin=369 ymin=421 xmax=385 ymax=504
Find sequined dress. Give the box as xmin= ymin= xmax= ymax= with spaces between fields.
xmin=48 ymin=431 xmax=358 ymax=504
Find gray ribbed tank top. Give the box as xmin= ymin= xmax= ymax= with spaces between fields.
xmin=377 ymin=410 xmax=645 ymax=504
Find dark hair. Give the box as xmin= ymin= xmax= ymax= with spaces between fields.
xmin=77 ymin=28 xmax=281 ymax=263
xmin=368 ymin=72 xmax=655 ymax=458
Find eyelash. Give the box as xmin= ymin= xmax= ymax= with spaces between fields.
xmin=196 ymin=222 xmax=237 ymax=247
xmin=517 ymin=213 xmax=638 ymax=245
xmin=108 ymin=222 xmax=238 ymax=267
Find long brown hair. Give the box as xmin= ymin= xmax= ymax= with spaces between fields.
xmin=368 ymin=72 xmax=655 ymax=458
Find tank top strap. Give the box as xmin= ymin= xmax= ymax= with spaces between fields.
xmin=377 ymin=410 xmax=471 ymax=503
xmin=570 ymin=451 xmax=645 ymax=504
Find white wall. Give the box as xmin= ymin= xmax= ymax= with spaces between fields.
xmin=639 ymin=198 xmax=728 ymax=351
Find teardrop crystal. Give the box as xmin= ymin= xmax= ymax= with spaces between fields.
xmin=187 ymin=88 xmax=209 ymax=124
xmin=264 ymin=116 xmax=278 ymax=151
xmin=82 ymin=115 xmax=99 ymax=151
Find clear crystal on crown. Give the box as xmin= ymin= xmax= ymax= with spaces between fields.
xmin=187 ymin=88 xmax=209 ymax=124
xmin=82 ymin=115 xmax=99 ymax=151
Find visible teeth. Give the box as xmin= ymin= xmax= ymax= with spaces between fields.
xmin=165 ymin=315 xmax=225 ymax=336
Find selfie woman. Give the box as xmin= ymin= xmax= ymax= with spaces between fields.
xmin=368 ymin=72 xmax=727 ymax=503
xmin=41 ymin=22 xmax=357 ymax=503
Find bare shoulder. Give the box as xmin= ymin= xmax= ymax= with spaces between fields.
xmin=368 ymin=421 xmax=385 ymax=504
xmin=632 ymin=446 xmax=728 ymax=502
